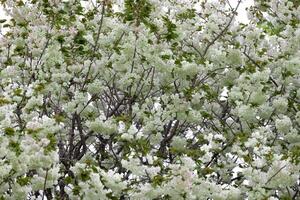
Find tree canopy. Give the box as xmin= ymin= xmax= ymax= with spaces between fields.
xmin=0 ymin=0 xmax=299 ymax=199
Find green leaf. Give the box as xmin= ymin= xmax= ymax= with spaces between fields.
xmin=72 ymin=185 xmax=81 ymax=195
xmin=17 ymin=176 xmax=31 ymax=186
xmin=54 ymin=114 xmax=66 ymax=123
xmin=4 ymin=127 xmax=15 ymax=136
xmin=162 ymin=16 xmax=178 ymax=41
xmin=124 ymin=0 xmax=152 ymax=23
xmin=176 ymin=9 xmax=196 ymax=20
xmin=9 ymin=141 xmax=22 ymax=156
xmin=64 ymin=176 xmax=73 ymax=184
xmin=152 ymin=175 xmax=164 ymax=187
xmin=80 ymin=169 xmax=90 ymax=182
xmin=56 ymin=35 xmax=65 ymax=44
xmin=13 ymin=88 xmax=23 ymax=96
xmin=44 ymin=133 xmax=57 ymax=153
xmin=0 ymin=97 xmax=10 ymax=106
xmin=201 ymin=167 xmax=214 ymax=175
xmin=290 ymin=145 xmax=300 ymax=164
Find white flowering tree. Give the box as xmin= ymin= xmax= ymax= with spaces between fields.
xmin=0 ymin=0 xmax=299 ymax=199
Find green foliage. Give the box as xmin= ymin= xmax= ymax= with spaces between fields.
xmin=290 ymin=145 xmax=300 ymax=164
xmin=124 ymin=0 xmax=152 ymax=23
xmin=4 ymin=127 xmax=15 ymax=136
xmin=17 ymin=176 xmax=31 ymax=186
xmin=44 ymin=133 xmax=57 ymax=154
xmin=162 ymin=16 xmax=178 ymax=41
xmin=9 ymin=140 xmax=22 ymax=156
xmin=176 ymin=9 xmax=196 ymax=20
xmin=152 ymin=175 xmax=165 ymax=187
xmin=79 ymin=169 xmax=90 ymax=182
xmin=0 ymin=97 xmax=10 ymax=106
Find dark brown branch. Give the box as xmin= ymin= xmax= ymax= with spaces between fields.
xmin=42 ymin=169 xmax=49 ymax=200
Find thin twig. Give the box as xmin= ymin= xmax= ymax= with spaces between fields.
xmin=265 ymin=165 xmax=286 ymax=184
xmin=42 ymin=168 xmax=49 ymax=200
xmin=202 ymin=0 xmax=241 ymax=57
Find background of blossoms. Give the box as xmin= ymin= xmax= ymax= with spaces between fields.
xmin=0 ymin=0 xmax=299 ymax=199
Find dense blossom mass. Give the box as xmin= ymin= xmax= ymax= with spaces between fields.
xmin=0 ymin=0 xmax=299 ymax=199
